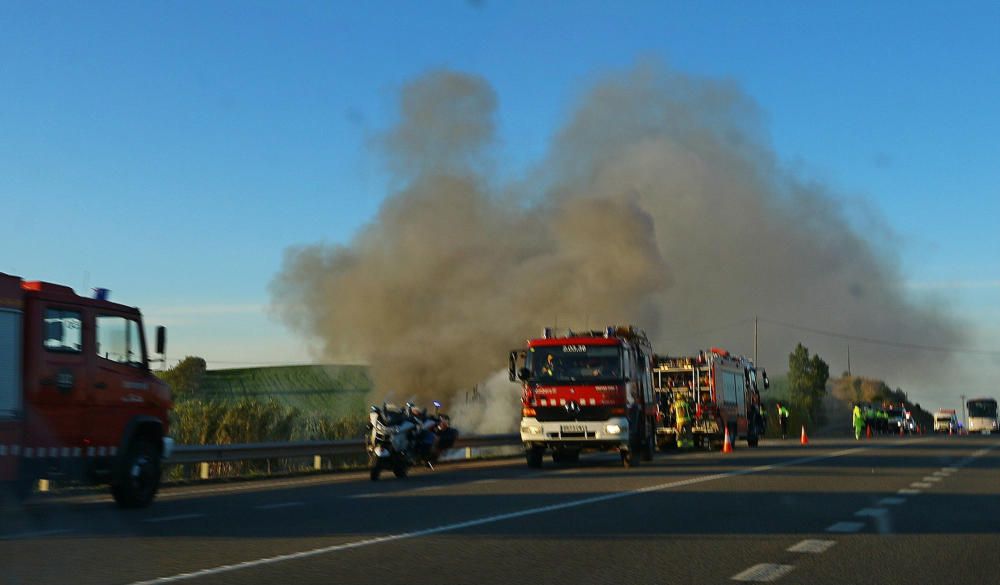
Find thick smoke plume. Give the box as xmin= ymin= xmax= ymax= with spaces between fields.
xmin=271 ymin=65 xmax=965 ymax=426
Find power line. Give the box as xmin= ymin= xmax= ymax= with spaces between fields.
xmin=759 ymin=317 xmax=1000 ymax=357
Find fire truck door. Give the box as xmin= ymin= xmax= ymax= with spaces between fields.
xmin=29 ymin=305 xmax=87 ymax=449
xmin=90 ymin=314 xmax=153 ymax=448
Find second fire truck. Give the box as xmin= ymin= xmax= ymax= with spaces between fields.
xmin=653 ymin=348 xmax=768 ymax=450
xmin=509 ymin=325 xmax=658 ymax=468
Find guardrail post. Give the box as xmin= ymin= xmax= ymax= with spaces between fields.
xmin=200 ymin=462 xmax=209 ymax=480
xmin=313 ymin=455 xmax=322 ymax=470
xmin=38 ymin=479 xmax=49 ymax=492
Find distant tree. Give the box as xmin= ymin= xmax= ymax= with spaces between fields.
xmin=157 ymin=356 xmax=207 ymax=398
xmin=787 ymin=343 xmax=830 ymax=422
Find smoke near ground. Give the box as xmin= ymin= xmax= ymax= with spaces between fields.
xmin=271 ymin=64 xmax=967 ymax=428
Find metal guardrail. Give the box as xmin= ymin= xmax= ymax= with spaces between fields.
xmin=169 ymin=434 xmax=521 ymax=465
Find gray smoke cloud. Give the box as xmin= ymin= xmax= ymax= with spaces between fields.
xmin=270 ymin=64 xmax=966 ymax=421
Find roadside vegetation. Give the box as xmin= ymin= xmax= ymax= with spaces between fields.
xmin=158 ymin=357 xmax=369 ymax=480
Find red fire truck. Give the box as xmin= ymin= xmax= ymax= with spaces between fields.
xmin=0 ymin=272 xmax=172 ymax=507
xmin=509 ymin=325 xmax=658 ymax=468
xmin=652 ymin=348 xmax=768 ymax=450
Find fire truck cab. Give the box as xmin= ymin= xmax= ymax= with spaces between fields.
xmin=0 ymin=272 xmax=172 ymax=507
xmin=509 ymin=326 xmax=658 ymax=468
xmin=653 ymin=348 xmax=767 ymax=450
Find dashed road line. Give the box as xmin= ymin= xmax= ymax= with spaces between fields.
xmin=787 ymin=539 xmax=836 ymax=554
xmin=878 ymin=497 xmax=905 ymax=505
xmin=922 ymin=476 xmax=943 ymax=482
xmin=826 ymin=521 xmax=864 ymax=533
xmin=911 ymin=482 xmax=933 ymax=488
xmin=731 ymin=563 xmax=795 ymax=582
xmin=898 ymin=488 xmax=920 ymax=495
xmin=144 ymin=513 xmax=206 ymax=524
xmin=855 ymin=508 xmax=887 ymax=518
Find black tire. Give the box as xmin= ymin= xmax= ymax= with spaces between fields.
xmin=111 ymin=438 xmax=161 ymax=508
xmin=526 ymin=446 xmax=544 ymax=469
xmin=392 ymin=462 xmax=408 ymax=479
xmin=563 ymin=449 xmax=580 ymax=463
xmin=551 ymin=450 xmax=563 ymax=464
xmin=642 ymin=421 xmax=655 ymax=461
xmin=747 ymin=434 xmax=759 ymax=448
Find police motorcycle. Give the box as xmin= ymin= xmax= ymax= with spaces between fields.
xmin=366 ymin=401 xmax=459 ymax=481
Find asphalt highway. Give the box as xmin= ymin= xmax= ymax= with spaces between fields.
xmin=1 ymin=434 xmax=997 ymax=585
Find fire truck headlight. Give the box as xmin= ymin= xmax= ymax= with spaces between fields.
xmin=521 ymin=424 xmax=542 ymax=435
xmin=605 ymin=424 xmax=622 ymax=435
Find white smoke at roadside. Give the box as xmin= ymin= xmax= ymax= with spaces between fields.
xmin=447 ymin=370 xmax=522 ymax=435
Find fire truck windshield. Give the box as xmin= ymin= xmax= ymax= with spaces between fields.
xmin=530 ymin=345 xmax=622 ymax=384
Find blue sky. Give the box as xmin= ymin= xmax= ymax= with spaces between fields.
xmin=2 ymin=2 xmax=999 ymax=389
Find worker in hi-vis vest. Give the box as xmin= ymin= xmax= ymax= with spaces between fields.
xmin=853 ymin=403 xmax=865 ymax=440
xmin=777 ymin=402 xmax=790 ymax=439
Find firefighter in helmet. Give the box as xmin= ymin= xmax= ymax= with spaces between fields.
xmin=673 ymin=391 xmax=692 ymax=448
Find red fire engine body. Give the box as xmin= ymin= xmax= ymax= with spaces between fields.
xmin=509 ymin=326 xmax=658 ymax=468
xmin=0 ymin=272 xmax=172 ymax=507
xmin=653 ymin=348 xmax=767 ymax=450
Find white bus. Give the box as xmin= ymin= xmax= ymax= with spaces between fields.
xmin=966 ymin=398 xmax=998 ymax=434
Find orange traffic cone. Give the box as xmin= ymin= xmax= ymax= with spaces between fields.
xmin=866 ymin=424 xmax=872 ymax=439
xmin=722 ymin=427 xmax=733 ymax=453
xmin=800 ymin=425 xmax=809 ymax=446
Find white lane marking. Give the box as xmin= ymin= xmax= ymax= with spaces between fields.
xmin=941 ymin=467 xmax=958 ymax=472
xmin=254 ymin=502 xmax=304 ymax=510
xmin=878 ymin=497 xmax=905 ymax=505
xmin=144 ymin=514 xmax=206 ymax=524
xmin=126 ymin=447 xmax=867 ymax=585
xmin=826 ymin=521 xmax=864 ymax=533
xmin=897 ymin=488 xmax=921 ymax=495
xmin=731 ymin=563 xmax=795 ymax=582
xmin=0 ymin=528 xmax=75 ymax=540
xmin=932 ymin=471 xmax=950 ymax=477
xmin=855 ymin=508 xmax=888 ymax=518
xmin=911 ymin=482 xmax=933 ymax=488
xmin=922 ymin=476 xmax=943 ymax=482
xmin=787 ymin=539 xmax=836 ymax=554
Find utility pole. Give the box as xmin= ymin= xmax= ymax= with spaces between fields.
xmin=847 ymin=344 xmax=851 ymax=377
xmin=961 ymin=394 xmax=967 ymax=430
xmin=753 ymin=315 xmax=758 ymax=364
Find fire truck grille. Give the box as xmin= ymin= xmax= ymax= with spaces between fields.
xmin=534 ymin=406 xmax=614 ymax=422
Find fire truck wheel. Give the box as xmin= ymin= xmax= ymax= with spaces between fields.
xmin=526 ymin=446 xmax=544 ymax=468
xmin=641 ymin=426 xmax=655 ymax=461
xmin=111 ymin=438 xmax=161 ymax=508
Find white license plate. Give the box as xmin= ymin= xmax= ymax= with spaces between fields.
xmin=560 ymin=425 xmax=586 ymax=433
